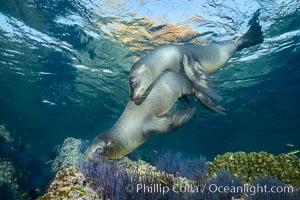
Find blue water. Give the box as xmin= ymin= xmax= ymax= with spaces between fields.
xmin=0 ymin=0 xmax=299 ymax=164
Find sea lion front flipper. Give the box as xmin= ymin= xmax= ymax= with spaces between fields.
xmin=179 ymin=95 xmax=190 ymax=107
xmin=146 ymin=107 xmax=196 ymax=135
xmin=195 ymin=91 xmax=226 ymax=115
xmin=182 ymin=54 xmax=222 ymax=102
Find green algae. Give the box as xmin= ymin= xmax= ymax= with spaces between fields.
xmin=208 ymin=151 xmax=300 ymax=184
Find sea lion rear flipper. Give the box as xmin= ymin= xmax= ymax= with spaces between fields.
xmin=147 ymin=107 xmax=196 ymax=134
xmin=183 ymin=54 xmax=222 ymax=102
xmin=195 ymin=91 xmax=226 ymax=115
xmin=183 ymin=54 xmax=225 ymax=114
xmin=236 ymin=9 xmax=263 ymax=51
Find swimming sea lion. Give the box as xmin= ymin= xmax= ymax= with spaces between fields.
xmin=85 ymin=71 xmax=197 ymax=159
xmin=129 ymin=10 xmax=263 ymax=113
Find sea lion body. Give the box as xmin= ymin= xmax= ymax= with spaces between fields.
xmin=129 ymin=10 xmax=263 ymax=113
xmin=131 ymin=42 xmax=236 ymax=79
xmin=85 ymin=71 xmax=196 ymax=159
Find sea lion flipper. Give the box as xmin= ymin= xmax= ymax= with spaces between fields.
xmin=183 ymin=54 xmax=222 ymax=102
xmin=195 ymin=91 xmax=226 ymax=115
xmin=179 ymin=95 xmax=190 ymax=107
xmin=148 ymin=107 xmax=196 ymax=134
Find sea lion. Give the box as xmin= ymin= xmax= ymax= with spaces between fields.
xmin=129 ymin=10 xmax=263 ymax=113
xmin=85 ymin=71 xmax=197 ymax=159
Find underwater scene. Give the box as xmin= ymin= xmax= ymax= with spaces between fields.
xmin=0 ymin=0 xmax=300 ymax=199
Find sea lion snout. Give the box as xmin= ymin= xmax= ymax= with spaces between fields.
xmin=130 ymin=87 xmax=145 ymax=101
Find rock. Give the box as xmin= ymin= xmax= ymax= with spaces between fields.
xmin=37 ymin=166 xmax=101 ymax=200
xmin=0 ymin=125 xmax=13 ymax=142
xmin=0 ymin=158 xmax=19 ymax=199
xmin=52 ymin=137 xmax=87 ymax=172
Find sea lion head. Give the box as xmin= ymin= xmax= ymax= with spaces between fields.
xmin=129 ymin=62 xmax=153 ymax=101
xmin=85 ymin=133 xmax=113 ymax=160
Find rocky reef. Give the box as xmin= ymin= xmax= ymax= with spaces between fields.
xmin=0 ymin=158 xmax=19 ymax=199
xmin=0 ymin=125 xmax=20 ymax=199
xmin=37 ymin=137 xmax=300 ymax=200
xmin=52 ymin=137 xmax=87 ymax=173
xmin=0 ymin=125 xmax=53 ymax=199
xmin=39 ymin=155 xmax=208 ymax=200
xmin=0 ymin=125 xmax=13 ymax=142
xmin=37 ymin=166 xmax=100 ymax=200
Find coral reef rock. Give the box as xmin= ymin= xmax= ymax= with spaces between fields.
xmin=0 ymin=158 xmax=19 ymax=199
xmin=0 ymin=125 xmax=13 ymax=142
xmin=39 ymin=138 xmax=300 ymax=200
xmin=52 ymin=137 xmax=86 ymax=172
xmin=37 ymin=166 xmax=100 ymax=200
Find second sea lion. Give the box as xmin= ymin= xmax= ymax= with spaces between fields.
xmin=129 ymin=10 xmax=263 ymax=113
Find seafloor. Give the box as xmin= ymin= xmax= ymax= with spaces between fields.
xmin=1 ymin=126 xmax=299 ymax=200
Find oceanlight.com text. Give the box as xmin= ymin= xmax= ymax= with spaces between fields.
xmin=208 ymin=183 xmax=294 ymax=196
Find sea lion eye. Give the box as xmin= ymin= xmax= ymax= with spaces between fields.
xmin=130 ymin=81 xmax=137 ymax=88
xmin=95 ymin=147 xmax=104 ymax=155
